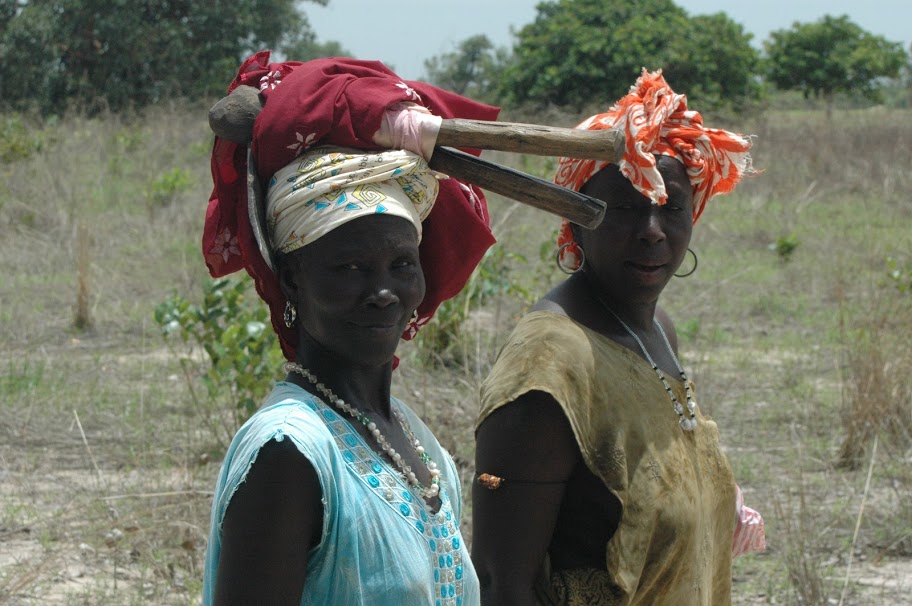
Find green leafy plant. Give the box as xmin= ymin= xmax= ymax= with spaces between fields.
xmin=106 ymin=127 xmax=148 ymax=176
xmin=1 ymin=359 xmax=45 ymax=401
xmin=0 ymin=115 xmax=45 ymax=163
xmin=154 ymin=276 xmax=284 ymax=442
xmin=146 ymin=167 xmax=192 ymax=210
xmin=886 ymin=256 xmax=912 ymax=293
xmin=111 ymin=127 xmax=147 ymax=153
xmin=772 ymin=232 xmax=800 ymax=262
xmin=677 ymin=318 xmax=701 ymax=343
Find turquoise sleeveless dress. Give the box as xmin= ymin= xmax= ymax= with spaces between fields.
xmin=203 ymin=381 xmax=479 ymax=606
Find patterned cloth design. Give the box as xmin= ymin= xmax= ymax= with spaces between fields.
xmin=553 ymin=69 xmax=753 ymax=272
xmin=732 ymin=484 xmax=766 ymax=557
xmin=545 ymin=568 xmax=620 ymax=606
xmin=304 ymin=398 xmax=468 ymax=604
xmin=266 ymin=147 xmax=439 ymax=254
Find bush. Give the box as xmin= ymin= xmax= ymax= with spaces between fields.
xmin=146 ymin=167 xmax=193 ymax=212
xmin=154 ymin=276 xmax=285 ymax=445
xmin=0 ymin=114 xmax=45 ymax=163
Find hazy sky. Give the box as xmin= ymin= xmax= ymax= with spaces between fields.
xmin=306 ymin=0 xmax=911 ymax=80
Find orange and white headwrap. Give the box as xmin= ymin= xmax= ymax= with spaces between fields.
xmin=554 ymin=69 xmax=754 ymax=271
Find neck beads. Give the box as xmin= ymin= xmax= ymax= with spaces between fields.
xmin=596 ymin=301 xmax=699 ymax=431
xmin=284 ymin=362 xmax=441 ymax=499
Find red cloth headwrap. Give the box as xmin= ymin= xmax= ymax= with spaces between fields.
xmin=203 ymin=51 xmax=500 ymax=360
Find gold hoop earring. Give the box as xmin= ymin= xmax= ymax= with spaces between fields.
xmin=674 ymin=248 xmax=698 ymax=278
xmin=556 ymin=243 xmax=585 ymax=275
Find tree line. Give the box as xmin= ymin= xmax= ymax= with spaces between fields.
xmin=426 ymin=0 xmax=910 ymax=114
xmin=0 ymin=0 xmax=345 ymax=113
xmin=1 ymin=0 xmax=908 ymax=116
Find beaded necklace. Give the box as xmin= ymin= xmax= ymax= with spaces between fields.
xmin=284 ymin=362 xmax=442 ymax=498
xmin=597 ymin=302 xmax=699 ymax=431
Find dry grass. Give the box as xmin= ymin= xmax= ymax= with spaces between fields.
xmin=837 ymin=302 xmax=912 ymax=470
xmin=1 ymin=103 xmax=912 ymax=604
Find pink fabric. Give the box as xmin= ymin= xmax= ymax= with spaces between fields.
xmin=374 ymin=103 xmax=442 ymax=162
xmin=203 ymin=51 xmax=500 ymax=360
xmin=732 ymin=484 xmax=766 ymax=557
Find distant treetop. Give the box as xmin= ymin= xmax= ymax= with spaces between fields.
xmin=0 ymin=0 xmax=349 ymax=114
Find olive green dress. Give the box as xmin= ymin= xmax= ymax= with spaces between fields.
xmin=478 ymin=312 xmax=737 ymax=606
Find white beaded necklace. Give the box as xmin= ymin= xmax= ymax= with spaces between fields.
xmin=284 ymin=362 xmax=441 ymax=498
xmin=598 ymin=303 xmax=699 ymax=431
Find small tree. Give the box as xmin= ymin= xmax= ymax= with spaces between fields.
xmin=281 ymin=31 xmax=352 ymax=64
xmin=765 ymin=15 xmax=908 ymax=119
xmin=497 ymin=0 xmax=759 ymax=112
xmin=422 ymin=34 xmax=511 ymax=104
xmin=664 ymin=12 xmax=763 ymax=112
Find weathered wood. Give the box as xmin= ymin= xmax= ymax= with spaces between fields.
xmin=429 ymin=147 xmax=605 ymax=229
xmin=437 ymin=119 xmax=624 ymax=163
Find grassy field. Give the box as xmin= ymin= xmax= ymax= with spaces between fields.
xmin=1 ymin=103 xmax=911 ymax=605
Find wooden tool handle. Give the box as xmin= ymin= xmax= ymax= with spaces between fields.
xmin=437 ymin=119 xmax=623 ymax=163
xmin=429 ymin=147 xmax=605 ymax=229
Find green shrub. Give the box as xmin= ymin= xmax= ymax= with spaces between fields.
xmin=154 ymin=276 xmax=284 ymax=441
xmin=677 ymin=318 xmax=701 ymax=342
xmin=106 ymin=127 xmax=148 ymax=176
xmin=146 ymin=167 xmax=193 ymax=210
xmin=111 ymin=127 xmax=147 ymax=153
xmin=0 ymin=115 xmax=44 ymax=163
xmin=772 ymin=232 xmax=800 ymax=262
xmin=886 ymin=256 xmax=912 ymax=293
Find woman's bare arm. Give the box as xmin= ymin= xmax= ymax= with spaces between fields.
xmin=473 ymin=391 xmax=580 ymax=606
xmin=214 ymin=439 xmax=323 ymax=605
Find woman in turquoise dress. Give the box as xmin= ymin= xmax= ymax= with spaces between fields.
xmin=200 ymin=53 xmax=499 ymax=606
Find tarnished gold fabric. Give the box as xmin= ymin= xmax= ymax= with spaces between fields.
xmin=535 ymin=564 xmax=621 ymax=606
xmin=478 ymin=312 xmax=737 ymax=606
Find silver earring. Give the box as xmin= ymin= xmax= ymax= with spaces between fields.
xmin=674 ymin=248 xmax=698 ymax=278
xmin=556 ymin=243 xmax=586 ymax=275
xmin=283 ymin=301 xmax=297 ymax=328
